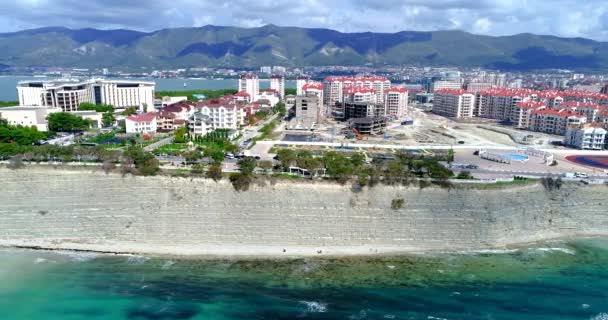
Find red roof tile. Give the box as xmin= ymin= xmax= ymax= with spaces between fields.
xmin=127 ymin=113 xmax=156 ymax=122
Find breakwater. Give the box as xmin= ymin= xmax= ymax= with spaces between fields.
xmin=0 ymin=167 xmax=607 ymax=256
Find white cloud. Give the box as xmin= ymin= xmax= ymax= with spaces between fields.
xmin=0 ymin=0 xmax=607 ymax=41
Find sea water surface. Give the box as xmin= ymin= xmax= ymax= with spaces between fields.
xmin=0 ymin=76 xmax=296 ymax=101
xmin=2 ymin=239 xmax=608 ymax=319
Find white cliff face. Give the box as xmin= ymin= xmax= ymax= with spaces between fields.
xmin=0 ymin=167 xmax=606 ymax=256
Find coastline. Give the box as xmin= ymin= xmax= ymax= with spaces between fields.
xmin=1 ymin=235 xmax=606 ymax=259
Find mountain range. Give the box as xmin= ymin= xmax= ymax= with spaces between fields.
xmin=1 ymin=25 xmax=607 ymax=71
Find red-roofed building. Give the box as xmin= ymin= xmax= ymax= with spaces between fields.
xmin=433 ymin=89 xmax=475 ymax=118
xmin=512 ymin=101 xmax=546 ymax=129
xmin=530 ymin=109 xmax=587 ymax=135
xmin=126 ymin=113 xmax=157 ymax=134
xmin=323 ymin=75 xmax=391 ymax=106
xmin=558 ymin=101 xmax=605 ymax=123
xmin=384 ymin=87 xmax=409 ymax=117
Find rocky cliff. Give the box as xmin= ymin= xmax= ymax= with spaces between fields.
xmin=0 ymin=168 xmax=606 ymax=256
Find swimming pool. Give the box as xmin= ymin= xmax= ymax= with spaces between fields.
xmin=505 ymin=153 xmax=529 ymax=161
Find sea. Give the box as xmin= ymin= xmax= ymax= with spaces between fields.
xmin=2 ymin=238 xmax=608 ymax=319
xmin=0 ymin=76 xmax=297 ymax=101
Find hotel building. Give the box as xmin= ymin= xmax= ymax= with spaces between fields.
xmin=432 ymin=89 xmax=475 ymax=119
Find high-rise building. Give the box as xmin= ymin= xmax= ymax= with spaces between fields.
xmin=238 ymin=74 xmax=259 ymax=98
xmin=432 ymin=89 xmax=475 ymax=119
xmin=323 ymin=76 xmax=391 ymax=106
xmin=296 ymin=76 xmax=310 ymax=96
xmin=301 ymin=82 xmax=324 ymax=116
xmin=260 ymin=66 xmax=272 ymax=74
xmin=270 ymin=75 xmax=285 ymax=99
xmin=383 ymin=87 xmax=408 ymax=117
xmin=530 ymin=109 xmax=587 ymax=135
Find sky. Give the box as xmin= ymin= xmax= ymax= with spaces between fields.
xmin=1 ymin=0 xmax=608 ymax=41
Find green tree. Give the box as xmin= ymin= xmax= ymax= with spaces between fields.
xmin=123 ymin=146 xmax=159 ymax=176
xmin=174 ymin=126 xmax=188 ymax=143
xmin=122 ymin=107 xmax=137 ymax=116
xmin=184 ymin=150 xmax=202 ymax=164
xmin=276 ymin=149 xmax=296 ymax=169
xmin=47 ymin=112 xmax=91 ymax=132
xmin=206 ymin=162 xmax=223 ymax=181
xmin=102 ymin=112 xmax=115 ymax=127
xmin=237 ymin=157 xmax=258 ymax=175
xmin=350 ymin=153 xmax=365 ymax=168
xmin=229 ymin=172 xmax=252 ymax=191
xmin=258 ymin=160 xmax=273 ymax=173
xmin=78 ymin=102 xmax=114 ymax=113
xmin=323 ymin=152 xmax=354 ymax=183
xmin=272 ymin=102 xmax=287 ymax=117
xmin=191 ymin=163 xmax=206 ymax=174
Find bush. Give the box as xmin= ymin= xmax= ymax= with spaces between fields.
xmin=229 ymin=172 xmax=252 ymax=192
xmin=391 ymin=198 xmax=405 ymax=210
xmin=206 ymin=163 xmax=223 ymax=181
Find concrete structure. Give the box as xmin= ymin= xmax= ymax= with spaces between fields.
xmin=290 ymin=95 xmax=320 ymax=130
xmin=17 ymin=79 xmax=155 ymax=112
xmin=0 ymin=106 xmax=60 ymax=131
xmin=430 ymin=80 xmax=462 ymax=92
xmin=530 ymin=109 xmax=587 ymax=135
xmin=270 ymin=75 xmax=285 ymax=99
xmin=339 ymin=102 xmax=385 ymax=121
xmin=432 ymin=89 xmax=475 ymax=119
xmin=255 ymin=90 xmax=280 ymax=107
xmin=349 ymin=117 xmax=386 ymax=135
xmin=384 ymin=87 xmax=408 ymax=117
xmin=302 ymin=82 xmax=324 ymax=116
xmin=125 ymin=113 xmax=157 ymax=134
xmin=238 ymin=74 xmax=259 ymax=98
xmin=159 ymin=96 xmax=188 ymax=107
xmin=1 ymin=168 xmax=608 ymax=256
xmin=343 ymin=87 xmax=378 ymax=104
xmin=565 ymin=125 xmax=607 ymax=150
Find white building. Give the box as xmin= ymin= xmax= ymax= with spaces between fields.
xmin=0 ymin=106 xmax=60 ymax=131
xmin=256 ymin=90 xmax=280 ymax=107
xmin=343 ymin=87 xmax=378 ymax=104
xmin=565 ymin=125 xmax=607 ymax=150
xmin=530 ymin=109 xmax=587 ymax=135
xmin=17 ymin=79 xmax=155 ymax=112
xmin=384 ymin=87 xmax=408 ymax=117
xmin=125 ymin=113 xmax=157 ymax=134
xmin=431 ymin=80 xmax=462 ymax=92
xmin=270 ymin=75 xmax=285 ymax=99
xmin=195 ymin=99 xmax=247 ymax=130
xmin=432 ymin=89 xmax=475 ymax=119
xmin=93 ymin=79 xmax=155 ymax=112
xmin=187 ymin=111 xmax=213 ymax=137
xmin=238 ymin=74 xmax=259 ymax=98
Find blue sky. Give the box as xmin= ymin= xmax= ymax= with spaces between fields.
xmin=2 ymin=0 xmax=608 ymax=41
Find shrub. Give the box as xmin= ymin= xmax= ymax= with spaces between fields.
xmin=391 ymin=198 xmax=405 ymax=210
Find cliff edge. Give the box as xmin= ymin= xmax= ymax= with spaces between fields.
xmin=0 ymin=167 xmax=606 ymax=256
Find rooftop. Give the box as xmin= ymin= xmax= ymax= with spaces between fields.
xmin=127 ymin=113 xmax=156 ymax=122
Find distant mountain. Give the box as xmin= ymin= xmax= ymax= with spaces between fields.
xmin=1 ymin=25 xmax=607 ymax=71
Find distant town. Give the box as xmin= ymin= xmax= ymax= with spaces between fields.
xmin=1 ymin=65 xmax=608 ymax=189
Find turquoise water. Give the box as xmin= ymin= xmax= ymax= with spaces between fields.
xmin=506 ymin=153 xmax=529 ymax=161
xmin=0 ymin=76 xmax=296 ymax=101
xmin=2 ymin=239 xmax=608 ymax=319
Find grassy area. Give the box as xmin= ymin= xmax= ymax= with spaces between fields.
xmin=155 ymin=89 xmax=237 ymax=102
xmin=154 ymin=143 xmax=188 ymax=155
xmin=0 ymin=101 xmax=18 ymax=107
xmin=466 ymin=178 xmax=539 ymax=189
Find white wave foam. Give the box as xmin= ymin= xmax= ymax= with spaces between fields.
xmin=458 ymin=249 xmax=520 ymax=255
xmin=127 ymin=255 xmax=150 ymax=265
xmin=54 ymin=251 xmax=99 ymax=262
xmin=534 ymin=247 xmax=576 ymax=255
xmin=582 ymin=304 xmax=591 ymax=310
xmin=300 ymin=301 xmax=327 ymax=313
xmin=387 ymin=265 xmax=396 ymax=270
xmin=34 ymin=258 xmax=47 ymax=264
xmin=428 ymin=316 xmax=449 ymax=320
xmin=161 ymin=261 xmax=175 ymax=270
xmin=590 ymin=313 xmax=608 ymax=320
